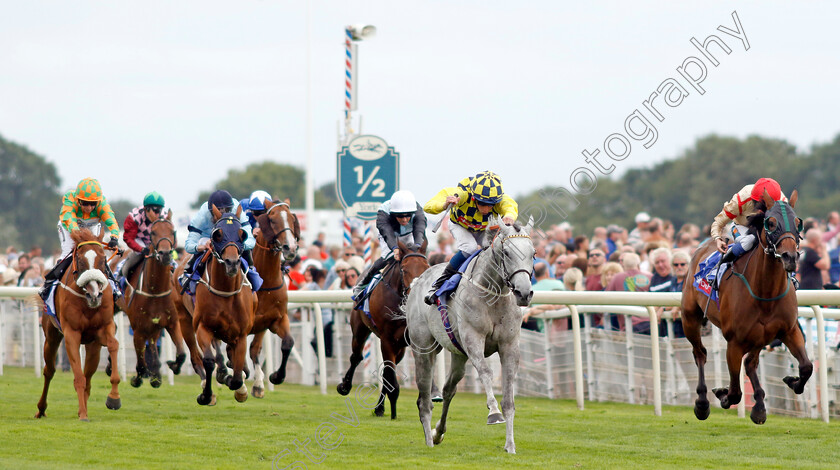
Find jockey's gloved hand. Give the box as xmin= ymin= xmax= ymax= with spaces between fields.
xmin=108 ymin=237 xmax=119 ymax=249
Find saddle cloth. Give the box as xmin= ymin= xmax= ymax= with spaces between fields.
xmin=692 ymin=250 xmax=730 ymax=305
xmin=434 ymin=249 xmax=483 ymax=303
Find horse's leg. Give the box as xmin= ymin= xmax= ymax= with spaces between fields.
xmin=744 ymin=349 xmax=767 ymax=424
xmin=83 ymin=342 xmax=100 ymax=405
xmin=461 ymin=331 xmax=503 ymax=424
xmin=147 ymin=336 xmax=163 ymax=388
xmin=215 ymin=340 xmax=231 ymax=385
xmin=195 ymin=325 xmax=216 ymax=406
xmin=35 ymin=318 xmax=62 ymax=418
xmin=100 ymin=320 xmax=122 ymax=411
xmin=414 ymin=349 xmax=436 ymax=448
xmin=230 ymin=336 xmax=249 ymax=403
xmin=713 ymin=341 xmax=745 ymax=409
xmin=269 ymin=314 xmax=295 ymax=385
xmin=432 ymin=352 xmax=467 ymax=446
xmin=250 ymin=330 xmax=266 ymax=398
xmin=62 ymin=328 xmax=90 ymax=421
xmin=337 ymin=311 xmax=371 ymax=397
xmin=164 ymin=317 xmax=188 ymax=375
xmin=177 ymin=303 xmax=205 ymax=379
xmin=498 ymin=339 xmax=520 ymax=453
xmin=379 ymin=344 xmax=400 ymax=420
xmin=682 ymin=297 xmax=710 ymax=420
xmin=131 ymin=332 xmax=146 ymax=388
xmin=781 ymin=322 xmax=813 ymax=394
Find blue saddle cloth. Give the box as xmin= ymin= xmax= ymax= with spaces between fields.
xmin=356 ymin=274 xmax=382 ymax=326
xmin=692 ymin=250 xmax=728 ymax=306
xmin=434 ymin=249 xmax=482 ymax=303
xmin=178 ymin=256 xmax=262 ymax=295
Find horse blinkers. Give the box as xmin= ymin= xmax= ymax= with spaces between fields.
xmin=762 ymin=204 xmax=802 ymax=272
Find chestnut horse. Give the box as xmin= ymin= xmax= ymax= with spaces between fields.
xmin=192 ymin=206 xmax=257 ymax=405
xmin=337 ymin=240 xmax=429 ymax=419
xmin=682 ymin=189 xmax=811 ymax=424
xmin=248 ymin=199 xmax=299 ymax=398
xmin=36 ymin=229 xmax=121 ymax=421
xmin=114 ymin=214 xmax=188 ymax=388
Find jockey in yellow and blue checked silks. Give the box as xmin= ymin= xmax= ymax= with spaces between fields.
xmin=423 ymin=171 xmax=518 ymax=305
xmin=39 ymin=177 xmax=122 ymax=301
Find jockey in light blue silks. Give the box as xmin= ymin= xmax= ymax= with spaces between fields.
xmin=240 ymin=190 xmax=272 ymax=230
xmin=179 ymin=190 xmax=262 ymax=293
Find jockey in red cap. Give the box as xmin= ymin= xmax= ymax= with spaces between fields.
xmin=712 ymin=177 xmax=786 ymax=264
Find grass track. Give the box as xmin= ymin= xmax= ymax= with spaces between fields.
xmin=1 ymin=366 xmax=838 ymax=469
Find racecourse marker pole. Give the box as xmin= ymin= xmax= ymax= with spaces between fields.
xmin=363 ymin=222 xmax=372 ymax=267
xmin=343 ymin=217 xmax=352 ymax=248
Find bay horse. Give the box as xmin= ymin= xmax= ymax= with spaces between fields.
xmin=248 ymin=198 xmax=299 ymax=398
xmin=682 ymin=189 xmax=811 ymax=424
xmin=406 ymin=215 xmax=534 ymax=453
xmin=192 ymin=205 xmax=257 ymax=405
xmin=114 ymin=213 xmax=188 ymax=388
xmin=36 ymin=229 xmax=122 ymax=421
xmin=337 ymin=239 xmax=430 ymax=419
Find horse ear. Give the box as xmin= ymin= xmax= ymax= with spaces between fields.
xmin=235 ymin=205 xmax=243 ymax=218
xmin=264 ymin=198 xmax=274 ymax=210
xmin=284 ymin=197 xmax=291 ymax=205
xmin=211 ymin=204 xmax=222 ymax=221
xmin=762 ymin=188 xmax=775 ymax=209
xmin=420 ymin=238 xmax=428 ymax=254
xmin=789 ymin=189 xmax=798 ymax=208
xmin=239 ymin=229 xmax=248 ymax=244
xmin=166 ymin=210 xmax=173 ymax=221
xmin=524 ymin=215 xmax=535 ymax=234
xmin=397 ymin=240 xmax=408 ymax=253
xmin=98 ymin=229 xmax=105 ymax=242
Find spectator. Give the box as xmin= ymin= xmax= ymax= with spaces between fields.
xmin=648 ymin=248 xmax=676 ymax=293
xmin=435 ymin=230 xmax=455 ymax=257
xmin=301 ymin=245 xmax=324 ymax=272
xmin=592 ymin=226 xmax=608 ymax=247
xmin=605 ymin=225 xmax=623 ymax=258
xmin=546 ymin=243 xmax=566 ymax=270
xmin=584 ymin=248 xmax=606 ymax=291
xmin=573 ymin=235 xmax=589 ymax=259
xmin=305 ymin=267 xmax=334 ymax=357
xmin=599 ymin=262 xmax=624 ymax=290
xmin=663 ymin=250 xmax=691 ymax=337
xmin=16 ymin=254 xmax=32 ymax=286
xmin=606 ymin=253 xmax=652 ymax=331
xmin=557 ymin=222 xmax=575 ymax=252
xmin=826 ymin=211 xmax=840 ymax=251
xmin=645 ymin=218 xmax=670 ymax=245
xmin=287 ymin=256 xmax=305 ymax=291
xmin=627 ymin=212 xmax=651 ymax=246
xmin=799 ymin=228 xmax=830 ymax=289
xmin=572 ymin=256 xmax=589 ymax=274
xmin=563 ymin=267 xmax=585 ymax=292
xmin=327 ymin=260 xmax=351 ymax=290
xmin=522 ymin=262 xmax=565 ymax=332
xmin=558 ymin=253 xmax=578 ymax=279
xmin=343 ymin=267 xmax=360 ymax=289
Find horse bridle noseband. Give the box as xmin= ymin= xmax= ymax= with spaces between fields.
xmin=265 ymin=202 xmax=298 ymax=252
xmin=397 ymin=251 xmax=428 ymax=297
xmin=760 ymin=202 xmax=802 ymax=260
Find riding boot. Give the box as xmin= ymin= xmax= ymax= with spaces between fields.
xmin=720 ymin=233 xmax=756 ymax=265
xmin=39 ymin=256 xmax=73 ymax=301
xmin=424 ymin=264 xmax=459 ymax=305
xmin=352 ymin=257 xmax=388 ymax=300
xmin=104 ymin=263 xmax=123 ymax=302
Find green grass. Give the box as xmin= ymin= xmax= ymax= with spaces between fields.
xmin=1 ymin=366 xmax=839 ymax=469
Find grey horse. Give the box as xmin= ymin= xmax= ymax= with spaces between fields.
xmin=406 ymin=214 xmax=534 ymax=454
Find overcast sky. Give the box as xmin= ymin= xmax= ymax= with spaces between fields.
xmin=2 ymin=1 xmax=838 ymax=212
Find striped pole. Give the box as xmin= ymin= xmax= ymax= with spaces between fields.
xmin=344 ymin=28 xmax=355 ymax=118
xmin=363 ymin=222 xmax=372 ymax=267
xmin=343 ymin=217 xmax=352 ymax=248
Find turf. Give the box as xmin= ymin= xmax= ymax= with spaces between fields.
xmin=1 ymin=366 xmax=838 ymax=469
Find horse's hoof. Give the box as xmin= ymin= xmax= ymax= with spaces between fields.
xmin=34 ymin=412 xmax=46 ymax=419
xmin=269 ymin=370 xmax=286 ymax=385
xmin=80 ymin=417 xmax=90 ymax=422
xmin=150 ymin=375 xmax=162 ymax=388
xmin=694 ymin=402 xmax=710 ymax=420
xmin=487 ymin=413 xmax=505 ymax=425
xmin=130 ymin=376 xmax=143 ymax=388
xmin=105 ymin=397 xmax=121 ymax=411
xmin=712 ymin=387 xmax=731 ymax=408
xmin=228 ymin=378 xmax=243 ymax=392
xmin=243 ymin=367 xmax=250 ymax=380
xmin=167 ymin=353 xmax=187 ymax=375
xmin=336 ymin=382 xmax=351 ymax=396
xmin=252 ymin=386 xmax=265 ymax=399
xmin=783 ymin=376 xmax=804 ymax=394
xmin=374 ymin=406 xmax=385 ymax=417
xmin=235 ymin=387 xmax=248 ymax=403
xmin=431 ymin=393 xmax=443 ymax=403
xmin=750 ymin=405 xmax=767 ymax=425
xmin=197 ymin=393 xmax=212 ymax=406
xmin=215 ymin=368 xmax=229 ymax=385
xmin=505 ymin=446 xmax=516 ymax=454
xmin=432 ymin=429 xmax=444 ymax=445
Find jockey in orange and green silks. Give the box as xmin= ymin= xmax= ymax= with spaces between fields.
xmin=40 ymin=177 xmax=122 ymax=302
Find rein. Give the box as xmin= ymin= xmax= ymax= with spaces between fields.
xmin=124 ymin=259 xmax=172 ymax=308
xmin=253 ymin=236 xmax=286 ymax=292
xmin=197 ymin=264 xmax=249 ymax=297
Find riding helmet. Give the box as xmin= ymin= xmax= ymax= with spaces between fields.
xmin=470 ymin=171 xmax=503 ymax=205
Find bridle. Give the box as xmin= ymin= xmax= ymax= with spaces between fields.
xmin=61 ymin=240 xmax=108 ymax=299
xmin=396 ymin=251 xmax=428 ymax=297
xmin=210 ymin=216 xmax=243 ymax=263
xmin=758 ymin=201 xmax=802 ymax=260
xmin=490 ymin=229 xmax=534 ymax=291
xmin=148 ymin=219 xmax=176 ymax=263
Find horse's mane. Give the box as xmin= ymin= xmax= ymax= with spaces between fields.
xmin=70 ymin=229 xmax=101 ymax=245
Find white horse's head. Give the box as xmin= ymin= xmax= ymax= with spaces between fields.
xmin=485 ymin=214 xmax=535 ymax=307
